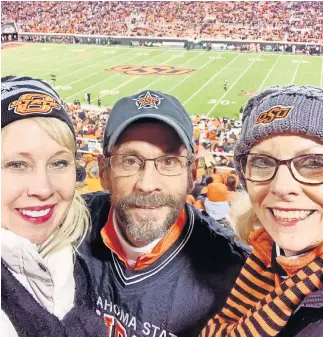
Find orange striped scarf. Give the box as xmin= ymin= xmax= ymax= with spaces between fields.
xmin=200 ymin=228 xmax=323 ymax=337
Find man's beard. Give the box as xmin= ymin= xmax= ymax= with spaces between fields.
xmin=114 ymin=192 xmax=187 ymax=245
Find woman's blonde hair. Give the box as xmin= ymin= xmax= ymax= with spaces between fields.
xmin=229 ymin=191 xmax=261 ymax=243
xmin=2 ymin=117 xmax=90 ymax=257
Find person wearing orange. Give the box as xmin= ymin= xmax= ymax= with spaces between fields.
xmin=199 ymin=183 xmax=230 ymax=222
xmin=213 ymin=118 xmax=221 ymax=129
xmin=211 ymin=169 xmax=224 ymax=184
xmin=226 ymin=174 xmax=238 ymax=201
xmin=200 ymin=85 xmax=323 ymax=337
xmin=80 ymin=90 xmax=248 ymax=337
xmin=219 ymin=170 xmax=230 ymax=185
xmin=193 ymin=126 xmax=201 ymax=143
xmin=206 ymin=129 xmax=217 ymax=141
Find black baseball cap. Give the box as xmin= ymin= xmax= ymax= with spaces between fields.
xmin=1 ymin=76 xmax=75 ymax=137
xmin=104 ymin=90 xmax=194 ymax=153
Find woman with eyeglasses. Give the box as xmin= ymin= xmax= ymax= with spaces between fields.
xmin=200 ymin=85 xmax=323 ymax=337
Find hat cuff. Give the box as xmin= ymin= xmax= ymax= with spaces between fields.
xmin=105 ymin=114 xmax=194 ymax=153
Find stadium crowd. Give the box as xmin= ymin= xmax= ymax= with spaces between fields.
xmin=1 ymin=1 xmax=323 ymax=43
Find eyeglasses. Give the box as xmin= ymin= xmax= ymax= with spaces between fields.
xmin=106 ymin=154 xmax=192 ymax=177
xmin=240 ymin=153 xmax=323 ymax=185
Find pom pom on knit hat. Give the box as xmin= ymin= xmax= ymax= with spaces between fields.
xmin=233 ymin=85 xmax=323 ymax=189
xmin=1 ymin=76 xmax=75 ymax=137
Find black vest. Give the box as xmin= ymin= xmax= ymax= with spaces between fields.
xmin=80 ymin=191 xmax=250 ymax=337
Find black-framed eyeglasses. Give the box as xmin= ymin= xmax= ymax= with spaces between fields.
xmin=240 ymin=153 xmax=323 ymax=185
xmin=106 ymin=154 xmax=192 ymax=177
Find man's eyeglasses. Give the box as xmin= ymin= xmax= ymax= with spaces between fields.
xmin=240 ymin=153 xmax=323 ymax=185
xmin=106 ymin=154 xmax=192 ymax=177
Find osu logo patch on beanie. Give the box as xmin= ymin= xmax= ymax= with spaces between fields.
xmin=8 ymin=93 xmax=61 ymax=115
xmin=255 ymin=105 xmax=293 ymax=125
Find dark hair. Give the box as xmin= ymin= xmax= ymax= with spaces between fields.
xmin=205 ymin=176 xmax=213 ymax=185
xmin=76 ymin=164 xmax=87 ymax=182
xmin=201 ymin=175 xmax=208 ymax=185
xmin=226 ymin=175 xmax=237 ymax=192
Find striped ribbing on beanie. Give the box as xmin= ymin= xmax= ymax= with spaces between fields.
xmin=200 ymin=248 xmax=323 ymax=337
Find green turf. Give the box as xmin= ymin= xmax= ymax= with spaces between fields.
xmin=2 ymin=43 xmax=322 ymax=119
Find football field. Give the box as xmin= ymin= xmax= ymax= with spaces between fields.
xmin=2 ymin=43 xmax=322 ymax=118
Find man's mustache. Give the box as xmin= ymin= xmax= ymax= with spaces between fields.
xmin=117 ymin=194 xmax=177 ymax=209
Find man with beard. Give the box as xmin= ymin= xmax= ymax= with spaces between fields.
xmin=80 ymin=90 xmax=249 ymax=337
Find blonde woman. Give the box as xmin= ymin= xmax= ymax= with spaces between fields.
xmin=200 ymin=86 xmax=323 ymax=337
xmin=1 ymin=76 xmax=106 ymax=337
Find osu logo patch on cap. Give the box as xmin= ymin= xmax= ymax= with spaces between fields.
xmin=132 ymin=91 xmax=164 ymax=109
xmin=255 ymin=105 xmax=293 ymax=125
xmin=8 ymin=93 xmax=61 ymax=115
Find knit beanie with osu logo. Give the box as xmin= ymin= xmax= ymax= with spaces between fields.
xmin=1 ymin=76 xmax=75 ymax=137
xmin=233 ymin=85 xmax=323 ymax=189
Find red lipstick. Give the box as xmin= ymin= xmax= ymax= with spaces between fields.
xmin=16 ymin=205 xmax=55 ymax=225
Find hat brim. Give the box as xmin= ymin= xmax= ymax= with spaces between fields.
xmin=106 ymin=114 xmax=193 ymax=153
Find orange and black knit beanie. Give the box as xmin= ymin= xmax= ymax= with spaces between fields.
xmin=1 ymin=75 xmax=75 ymax=137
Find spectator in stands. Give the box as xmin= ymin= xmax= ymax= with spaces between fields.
xmin=80 ymin=90 xmax=249 ymax=336
xmin=226 ymin=157 xmax=235 ymax=168
xmin=194 ymin=176 xmax=214 ymax=210
xmin=222 ymin=137 xmax=233 ymax=153
xmin=226 ymin=174 xmax=238 ymax=201
xmin=226 ymin=174 xmax=237 ymax=192
xmin=88 ymin=161 xmax=99 ymax=179
xmin=81 ymin=124 xmax=89 ymax=135
xmin=76 ymin=163 xmax=87 ymax=188
xmin=201 ymin=85 xmax=323 ymax=337
xmin=86 ymin=126 xmax=95 ymax=136
xmin=79 ymin=141 xmax=89 ymax=152
xmin=209 ymin=168 xmax=223 ymax=184
xmin=78 ymin=110 xmax=86 ymax=121
xmin=204 ymin=183 xmax=231 ymax=222
xmin=1 ymin=76 xmax=106 ymax=337
xmin=191 ymin=177 xmax=205 ymax=199
xmin=229 ymin=131 xmax=237 ymax=141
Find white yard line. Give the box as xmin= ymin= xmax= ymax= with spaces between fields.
xmin=25 ymin=51 xmax=105 ymax=77
xmin=207 ymin=57 xmax=259 ymax=116
xmin=290 ymin=54 xmax=303 ymax=84
xmin=167 ymin=53 xmax=223 ymax=94
xmin=140 ymin=52 xmax=204 ymax=91
xmin=320 ymin=56 xmax=323 ymax=88
xmin=65 ymin=50 xmax=138 ymax=90
xmin=257 ymin=53 xmax=283 ymax=92
xmin=183 ymin=54 xmax=241 ymax=106
xmin=66 ymin=51 xmax=166 ymax=100
xmin=58 ymin=49 xmax=134 ymax=80
xmin=7 ymin=52 xmax=62 ymax=74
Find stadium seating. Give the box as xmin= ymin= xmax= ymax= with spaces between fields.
xmin=1 ymin=1 xmax=322 ymax=43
